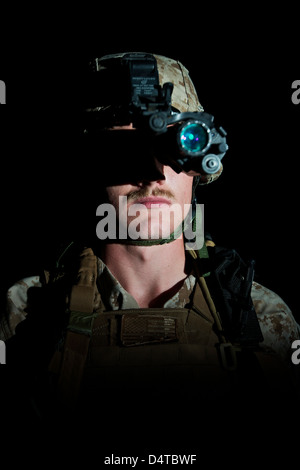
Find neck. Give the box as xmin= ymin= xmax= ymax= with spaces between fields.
xmin=100 ymin=238 xmax=189 ymax=308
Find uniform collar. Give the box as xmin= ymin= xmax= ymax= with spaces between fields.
xmin=96 ymin=257 xmax=196 ymax=310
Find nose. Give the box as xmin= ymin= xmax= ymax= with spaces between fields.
xmin=137 ymin=157 xmax=166 ymax=186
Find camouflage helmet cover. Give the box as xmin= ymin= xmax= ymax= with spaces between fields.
xmin=153 ymin=54 xmax=204 ymax=113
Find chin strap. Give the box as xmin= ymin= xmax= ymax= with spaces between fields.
xmin=115 ymin=219 xmax=184 ymax=246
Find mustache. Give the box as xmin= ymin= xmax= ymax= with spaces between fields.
xmin=127 ymin=187 xmax=175 ymax=202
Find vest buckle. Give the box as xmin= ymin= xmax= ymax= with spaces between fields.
xmin=219 ymin=342 xmax=238 ymax=371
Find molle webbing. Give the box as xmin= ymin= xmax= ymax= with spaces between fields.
xmin=69 ymin=247 xmax=99 ymax=313
xmin=56 ymin=247 xmax=98 ymax=407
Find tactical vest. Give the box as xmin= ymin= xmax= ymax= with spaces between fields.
xmin=46 ymin=245 xmax=267 ymax=410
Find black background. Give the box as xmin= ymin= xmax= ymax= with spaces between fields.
xmin=0 ymin=7 xmax=299 ymax=319
xmin=0 ymin=4 xmax=299 ymax=464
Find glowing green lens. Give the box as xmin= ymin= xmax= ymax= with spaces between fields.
xmin=179 ymin=122 xmax=208 ymax=153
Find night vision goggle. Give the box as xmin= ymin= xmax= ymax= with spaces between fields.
xmin=83 ymin=53 xmax=228 ymax=176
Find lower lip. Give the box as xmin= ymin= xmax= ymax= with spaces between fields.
xmin=133 ymin=198 xmax=171 ymax=208
xmin=143 ymin=202 xmax=170 ymax=208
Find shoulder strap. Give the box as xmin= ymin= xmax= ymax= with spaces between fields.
xmin=55 ymin=246 xmax=99 ymax=407
xmin=69 ymin=247 xmax=99 ymax=313
xmin=189 ymin=248 xmax=239 ymax=371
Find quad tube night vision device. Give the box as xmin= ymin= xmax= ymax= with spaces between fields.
xmin=84 ymin=52 xmax=229 ymax=176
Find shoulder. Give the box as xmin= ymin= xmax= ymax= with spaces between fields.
xmin=251 ymin=281 xmax=300 ymax=363
xmin=0 ymin=276 xmax=42 ymax=340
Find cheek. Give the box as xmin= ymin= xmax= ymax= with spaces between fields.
xmin=105 ymin=186 xmax=127 ymax=207
xmin=165 ymin=167 xmax=193 ymax=204
xmin=105 ymin=187 xmax=117 ymax=205
xmin=177 ymin=174 xmax=194 ymax=204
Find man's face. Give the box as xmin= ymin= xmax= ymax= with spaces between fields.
xmin=104 ymin=127 xmax=194 ymax=241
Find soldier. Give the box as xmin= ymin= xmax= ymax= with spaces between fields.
xmin=1 ymin=53 xmax=300 ymax=439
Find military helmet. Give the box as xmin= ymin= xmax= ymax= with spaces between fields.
xmin=87 ymin=52 xmax=223 ymax=185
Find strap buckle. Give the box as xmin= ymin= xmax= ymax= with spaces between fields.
xmin=219 ymin=342 xmax=238 ymax=371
